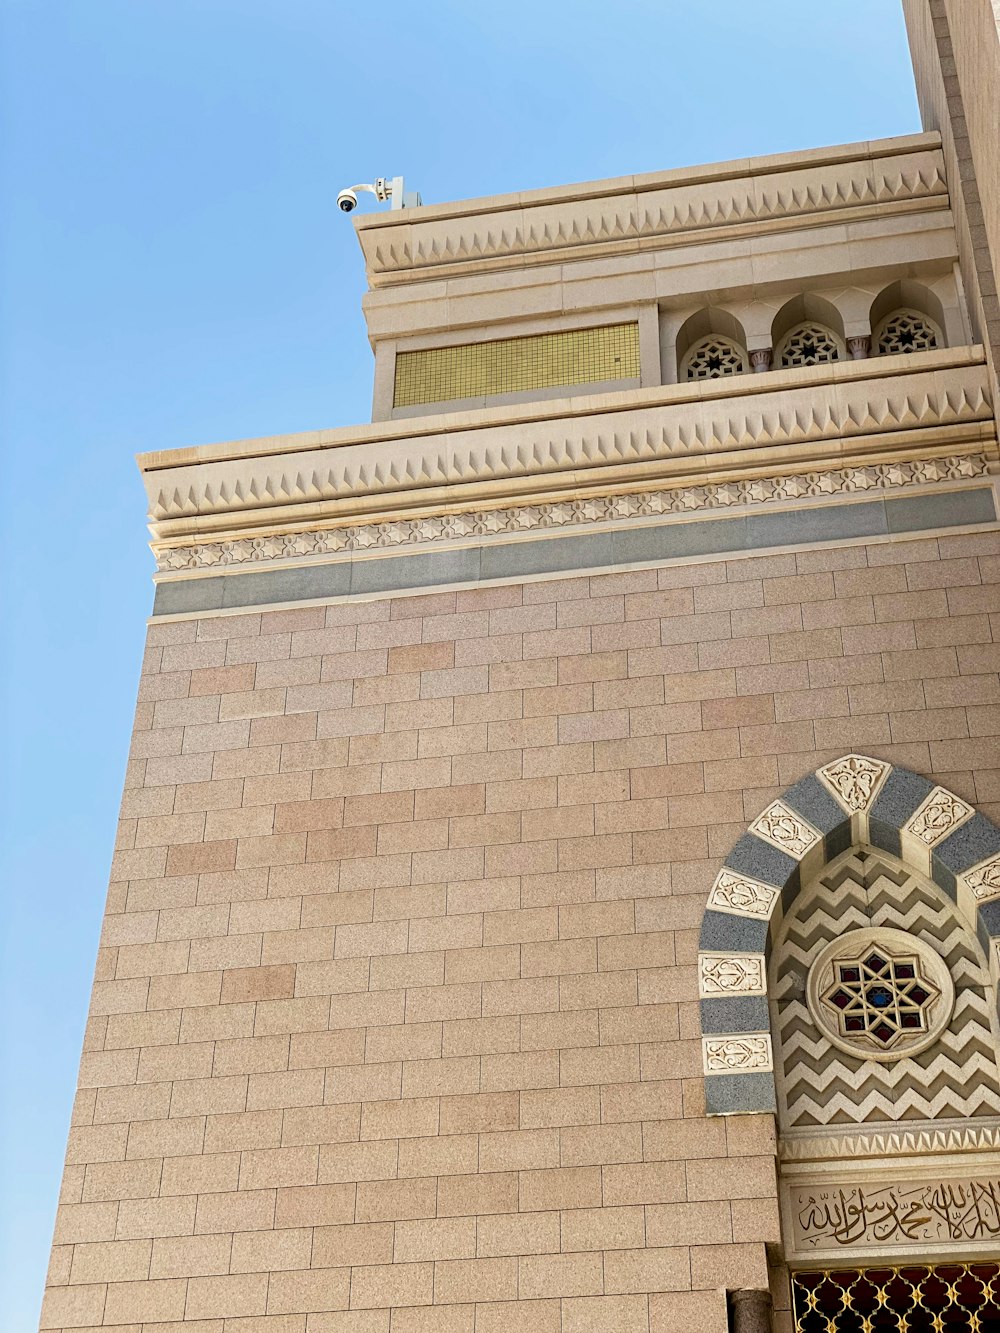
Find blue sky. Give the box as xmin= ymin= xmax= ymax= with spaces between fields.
xmin=0 ymin=1 xmax=919 ymax=1324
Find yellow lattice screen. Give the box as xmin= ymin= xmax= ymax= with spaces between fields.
xmin=393 ymin=322 xmax=640 ymax=408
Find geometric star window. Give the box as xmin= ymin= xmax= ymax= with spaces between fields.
xmin=875 ymin=309 xmax=940 ymax=357
xmin=806 ymin=926 xmax=955 ymax=1063
xmin=777 ymin=322 xmax=842 ymax=367
xmin=821 ymin=946 xmax=940 ymax=1050
xmin=683 ymin=335 xmax=748 ymax=380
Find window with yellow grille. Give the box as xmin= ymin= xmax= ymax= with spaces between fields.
xmin=393 ymin=322 xmax=640 ymax=408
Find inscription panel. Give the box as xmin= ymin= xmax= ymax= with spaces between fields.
xmin=784 ymin=1173 xmax=1000 ymax=1263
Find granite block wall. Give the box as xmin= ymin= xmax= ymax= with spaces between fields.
xmin=41 ymin=528 xmax=1000 ymax=1333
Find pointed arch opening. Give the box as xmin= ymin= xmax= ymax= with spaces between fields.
xmin=870 ymin=279 xmax=946 ymax=357
xmin=772 ymin=294 xmax=846 ymax=368
xmin=676 ymin=307 xmax=749 ymax=381
xmin=698 ymin=755 xmax=1000 ymax=1118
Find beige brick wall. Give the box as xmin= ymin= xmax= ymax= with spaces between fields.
xmin=42 ymin=530 xmax=1000 ymax=1332
xmin=944 ymin=0 xmax=1000 ymax=295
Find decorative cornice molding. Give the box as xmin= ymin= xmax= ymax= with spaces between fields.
xmin=144 ymin=353 xmax=994 ymax=547
xmin=154 ymin=453 xmax=991 ymax=572
xmin=358 ymin=144 xmax=948 ymax=284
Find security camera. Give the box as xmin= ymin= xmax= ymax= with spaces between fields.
xmin=335 ymin=177 xmax=422 ymax=216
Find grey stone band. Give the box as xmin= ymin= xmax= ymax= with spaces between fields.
xmin=704 ymin=1072 xmax=777 ymax=1117
xmin=151 ymin=486 xmax=996 ymax=618
xmin=700 ymin=996 xmax=771 ymax=1035
xmin=869 ymin=767 xmax=935 ymax=859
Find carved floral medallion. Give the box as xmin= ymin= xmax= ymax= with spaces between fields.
xmin=904 ymin=787 xmax=975 ymax=847
xmin=698 ymin=953 xmax=766 ymax=997
xmin=702 ymin=1034 xmax=773 ymax=1074
xmin=817 ymin=754 xmax=890 ymax=814
xmin=707 ymin=869 xmax=781 ymax=919
xmin=749 ymin=801 xmax=821 ymax=860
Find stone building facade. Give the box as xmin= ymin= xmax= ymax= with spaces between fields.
xmin=40 ymin=5 xmax=1000 ymax=1332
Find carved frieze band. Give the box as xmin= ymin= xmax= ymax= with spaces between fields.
xmin=154 ymin=453 xmax=991 ymax=572
xmin=785 ymin=1172 xmax=1000 ymax=1260
xmin=780 ymin=1119 xmax=1000 ymax=1163
xmin=146 ymin=365 xmax=992 ymax=526
xmin=362 ymin=146 xmax=948 ymax=278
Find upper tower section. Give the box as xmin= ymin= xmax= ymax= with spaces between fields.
xmin=903 ymin=0 xmax=1000 ymax=388
xmin=141 ymin=130 xmax=996 ymax=619
xmin=355 ymin=134 xmax=967 ymax=421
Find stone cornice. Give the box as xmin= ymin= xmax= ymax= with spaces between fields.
xmin=139 ymin=346 xmax=979 ymax=472
xmin=155 ymin=454 xmax=991 ymax=574
xmin=780 ymin=1117 xmax=1000 ymax=1163
xmin=354 ymin=135 xmax=947 ymax=286
xmin=141 ymin=349 xmax=996 ymax=555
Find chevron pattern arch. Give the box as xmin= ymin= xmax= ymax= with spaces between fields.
xmin=772 ymin=847 xmax=1000 ymax=1128
xmin=697 ymin=755 xmax=1000 ymax=1117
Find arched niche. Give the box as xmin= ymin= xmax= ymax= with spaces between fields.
xmin=771 ymin=844 xmax=1000 ymax=1130
xmin=870 ymin=279 xmax=946 ymax=356
xmin=771 ymin=294 xmax=846 ymax=367
xmin=675 ymin=307 xmax=749 ymax=380
xmin=697 ymin=755 xmax=1000 ymax=1117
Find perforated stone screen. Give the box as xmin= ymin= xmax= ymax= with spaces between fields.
xmin=393 ymin=322 xmax=640 ymax=407
xmin=682 ymin=335 xmax=748 ymax=380
xmin=777 ymin=322 xmax=842 ymax=367
xmin=876 ymin=309 xmax=940 ymax=356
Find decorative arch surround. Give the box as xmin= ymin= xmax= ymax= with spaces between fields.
xmin=697 ymin=755 xmax=1000 ymax=1116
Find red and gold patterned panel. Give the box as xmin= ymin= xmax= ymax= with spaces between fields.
xmin=792 ymin=1265 xmax=1000 ymax=1332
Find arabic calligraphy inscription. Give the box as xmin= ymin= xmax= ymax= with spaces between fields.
xmin=789 ymin=1175 xmax=1000 ymax=1257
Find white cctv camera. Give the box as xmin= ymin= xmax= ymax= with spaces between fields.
xmin=336 ymin=176 xmax=422 ymax=215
